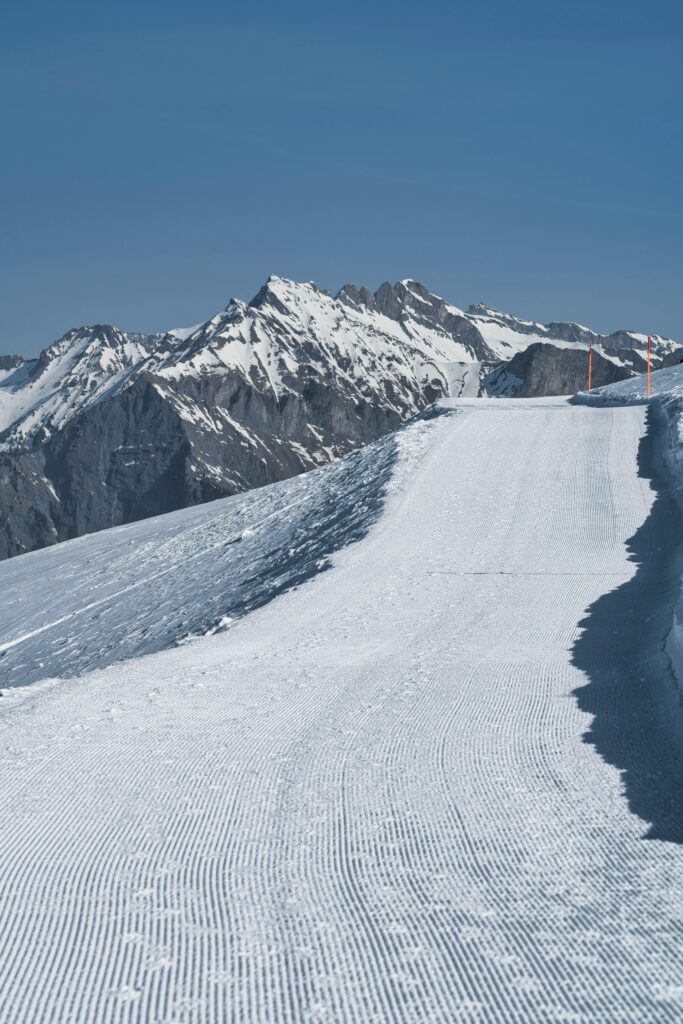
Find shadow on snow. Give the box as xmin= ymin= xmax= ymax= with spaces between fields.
xmin=572 ymin=404 xmax=683 ymax=843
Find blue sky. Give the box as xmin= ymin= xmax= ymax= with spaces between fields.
xmin=2 ymin=0 xmax=682 ymax=354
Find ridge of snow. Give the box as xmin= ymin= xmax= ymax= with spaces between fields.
xmin=168 ymin=323 xmax=204 ymax=342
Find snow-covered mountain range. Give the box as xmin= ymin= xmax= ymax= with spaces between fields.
xmin=0 ymin=274 xmax=679 ymax=558
xmin=2 ymin=275 xmax=677 ymax=451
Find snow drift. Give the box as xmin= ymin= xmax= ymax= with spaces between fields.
xmin=576 ymin=365 xmax=683 ymax=718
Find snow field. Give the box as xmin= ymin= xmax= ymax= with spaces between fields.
xmin=0 ymin=399 xmax=682 ymax=1021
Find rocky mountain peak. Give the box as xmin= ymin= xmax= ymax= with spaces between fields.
xmin=337 ymin=279 xmax=439 ymax=321
xmin=249 ymin=275 xmax=329 ymax=316
xmin=467 ymin=303 xmax=497 ymax=317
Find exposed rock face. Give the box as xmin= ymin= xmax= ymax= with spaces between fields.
xmin=0 ymin=370 xmax=410 ymax=559
xmin=0 ymin=355 xmax=24 ymax=373
xmin=483 ymin=343 xmax=631 ymax=398
xmin=0 ymin=449 xmax=59 ymax=559
xmin=339 ymin=280 xmax=494 ymax=358
xmin=660 ymin=347 xmax=683 ymax=368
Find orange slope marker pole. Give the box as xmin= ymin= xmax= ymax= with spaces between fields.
xmin=587 ymin=336 xmax=592 ymax=391
xmin=647 ymin=335 xmax=651 ymax=397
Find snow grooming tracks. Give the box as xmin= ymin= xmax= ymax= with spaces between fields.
xmin=0 ymin=404 xmax=455 ymax=692
xmin=3 ymin=398 xmax=683 ymax=1021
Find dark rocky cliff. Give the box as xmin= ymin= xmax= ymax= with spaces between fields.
xmin=484 ymin=343 xmax=632 ymax=398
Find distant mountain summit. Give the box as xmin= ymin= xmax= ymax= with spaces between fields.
xmin=0 ymin=274 xmax=678 ymax=558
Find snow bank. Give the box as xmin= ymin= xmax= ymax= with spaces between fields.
xmin=575 ymin=365 xmax=683 ymax=705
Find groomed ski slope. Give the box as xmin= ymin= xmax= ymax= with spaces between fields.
xmin=1 ymin=398 xmax=683 ymax=1022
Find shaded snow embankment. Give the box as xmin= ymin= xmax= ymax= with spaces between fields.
xmin=575 ymin=365 xmax=683 ymax=714
xmin=0 ymin=406 xmax=454 ymax=692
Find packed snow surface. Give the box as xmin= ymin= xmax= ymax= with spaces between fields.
xmin=1 ymin=399 xmax=683 ymax=1021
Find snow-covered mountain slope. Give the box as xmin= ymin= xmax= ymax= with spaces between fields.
xmin=574 ymin=364 xmax=683 ymax=473
xmin=0 ymin=278 xmax=474 ymax=559
xmin=0 ymin=326 xmax=170 ymax=447
xmin=577 ymin=361 xmax=683 ymax=404
xmin=0 ymin=275 xmax=679 ymax=561
xmin=157 ymin=276 xmax=490 ymax=398
xmin=0 ymin=354 xmax=26 ymax=381
xmin=1 ymin=397 xmax=683 ymax=1022
xmin=0 ymin=277 xmax=482 ymax=453
xmin=467 ymin=302 xmax=678 ymax=370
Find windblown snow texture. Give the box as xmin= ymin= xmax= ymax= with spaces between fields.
xmin=0 ymin=408 xmax=448 ymax=688
xmin=1 ymin=398 xmax=683 ymax=1022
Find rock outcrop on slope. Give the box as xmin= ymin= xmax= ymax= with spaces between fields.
xmin=483 ymin=343 xmax=632 ymax=398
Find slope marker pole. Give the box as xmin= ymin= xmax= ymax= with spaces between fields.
xmin=587 ymin=336 xmax=592 ymax=391
xmin=647 ymin=335 xmax=651 ymax=397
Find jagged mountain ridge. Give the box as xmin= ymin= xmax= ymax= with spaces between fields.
xmin=0 ymin=274 xmax=679 ymax=559
xmin=0 ymin=277 xmax=491 ymax=452
xmin=464 ymin=303 xmax=676 ymax=371
xmin=2 ymin=275 xmax=677 ymax=453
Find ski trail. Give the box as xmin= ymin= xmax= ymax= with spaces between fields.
xmin=0 ymin=398 xmax=682 ymax=1021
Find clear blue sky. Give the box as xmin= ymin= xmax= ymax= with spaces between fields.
xmin=2 ymin=0 xmax=682 ymax=355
